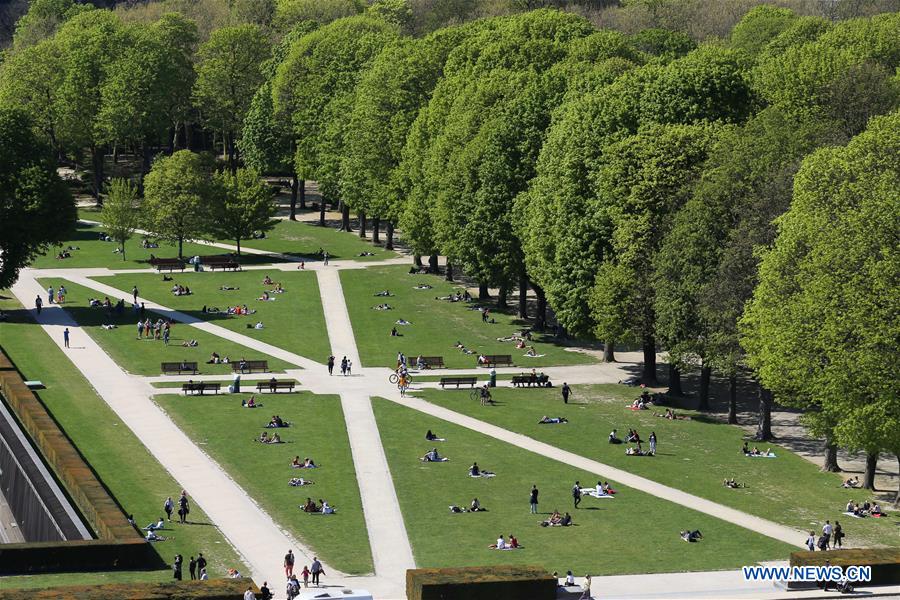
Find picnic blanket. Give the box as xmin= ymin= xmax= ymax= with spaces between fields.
xmin=580 ymin=489 xmax=615 ymax=499
xmin=469 ymin=472 xmax=496 ymax=478
xmin=746 ymin=453 xmax=777 ymax=458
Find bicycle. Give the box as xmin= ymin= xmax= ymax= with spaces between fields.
xmin=389 ymin=373 xmax=399 ymax=384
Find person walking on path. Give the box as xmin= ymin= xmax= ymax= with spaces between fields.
xmin=164 ymin=496 xmax=174 ymax=521
xmin=327 ymin=355 xmax=335 ymax=376
xmin=833 ymin=521 xmax=843 ymax=548
xmin=284 ymin=549 xmax=295 ymax=577
xmin=189 ymin=556 xmax=197 ymax=580
xmin=530 ymin=484 xmax=539 ymax=514
xmin=346 ymin=359 xmax=352 ymax=375
xmin=196 ymin=553 xmax=207 ymax=575
xmin=301 ymin=565 xmax=310 ymax=587
xmin=47 ymin=286 xmax=54 ymax=305
xmin=35 ymin=295 xmax=42 ymax=315
xmin=340 ymin=357 xmax=347 ymax=376
xmin=807 ymin=531 xmax=816 ymax=551
xmin=562 ymin=382 xmax=571 ymax=404
xmin=649 ymin=432 xmax=657 ymax=455
xmin=132 ymin=286 xmax=139 ymax=304
xmin=323 ymin=252 xmax=329 ymax=266
xmin=173 ymin=554 xmax=183 ymax=580
xmin=311 ymin=556 xmax=324 ymax=586
xmin=572 ymin=481 xmax=582 ymax=509
xmin=579 ymin=574 xmax=592 ymax=600
xmin=823 ymin=520 xmax=833 ymax=549
xmin=63 ymin=327 xmax=70 ymax=348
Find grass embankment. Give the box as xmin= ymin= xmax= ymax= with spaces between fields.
xmin=372 ymin=398 xmax=793 ymax=574
xmin=94 ymin=270 xmax=330 ymax=364
xmin=0 ymin=295 xmax=245 ymax=590
xmin=417 ymin=384 xmax=897 ymax=547
xmin=156 ymin=392 xmax=373 ymax=574
xmin=341 ymin=266 xmax=598 ymax=369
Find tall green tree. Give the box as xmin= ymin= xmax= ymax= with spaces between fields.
xmin=206 ymin=168 xmax=277 ymax=255
xmin=0 ymin=108 xmax=75 ymax=288
xmin=143 ymin=150 xmax=213 ymax=259
xmin=193 ymin=24 xmax=271 ymax=172
xmin=0 ymin=39 xmax=64 ymax=153
xmin=741 ymin=111 xmax=900 ymax=497
xmin=11 ymin=0 xmax=87 ymax=51
xmin=100 ymin=178 xmax=140 ymax=260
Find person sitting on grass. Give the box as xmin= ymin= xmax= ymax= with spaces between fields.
xmin=259 ymin=291 xmax=271 ymax=301
xmin=146 ymin=529 xmax=166 ymax=541
xmin=602 ymin=481 xmax=616 ymax=495
xmin=541 ymin=511 xmax=563 ymax=527
xmin=524 ymin=346 xmax=537 ymax=357
xmin=626 ymin=429 xmax=641 ymax=444
xmin=471 ymin=498 xmax=483 ymax=512
xmin=842 ymin=476 xmax=860 ymax=488
xmin=300 ymin=457 xmax=317 ymax=468
xmin=871 ymin=503 xmax=885 ymax=517
xmin=469 ymin=462 xmax=481 ymax=477
xmin=421 ymin=448 xmax=446 ymax=462
xmin=145 ymin=517 xmax=165 ymax=531
xmin=489 ymin=535 xmax=508 ymax=550
xmin=608 ymin=429 xmax=622 ymax=444
xmin=257 ymin=431 xmax=269 ymax=443
xmin=508 ymin=533 xmax=520 ymax=548
xmin=301 ymin=498 xmax=319 ymax=513
xmin=292 ymin=456 xmax=303 ymax=468
xmin=390 ymin=327 xmax=399 ymax=337
xmin=265 ymin=433 xmax=282 ymax=444
xmin=680 ymin=529 xmax=703 ymax=542
xmin=538 ymin=416 xmax=568 ymax=424
xmin=426 ymin=429 xmax=438 ymax=441
xmin=273 ymin=283 xmax=284 ymax=294
xmin=321 ymin=500 xmax=335 ymax=514
xmin=242 ymin=396 xmax=257 ymax=408
xmin=263 ymin=275 xmax=273 ymax=285
xmin=741 ymin=442 xmax=750 ymax=455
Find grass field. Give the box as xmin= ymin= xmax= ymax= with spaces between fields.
xmin=94 ymin=270 xmax=331 ymax=364
xmin=415 ymin=384 xmax=898 ymax=547
xmin=156 ymin=392 xmax=373 ymax=574
xmin=372 ymin=398 xmax=793 ymax=574
xmin=35 ymin=278 xmax=293 ymax=376
xmin=0 ymin=295 xmax=245 ymax=589
xmin=341 ymin=266 xmax=598 ymax=369
xmin=30 ymin=221 xmax=218 ymax=270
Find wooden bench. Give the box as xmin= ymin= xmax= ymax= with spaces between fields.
xmin=416 ymin=356 xmax=445 ymax=369
xmin=231 ymin=360 xmax=269 ymax=373
xmin=151 ymin=258 xmax=185 ymax=272
xmin=512 ymin=374 xmax=551 ymax=388
xmin=181 ymin=382 xmax=221 ymax=395
xmin=256 ymin=380 xmax=296 ymax=393
xmin=200 ymin=255 xmax=240 ymax=271
xmin=161 ymin=362 xmax=198 ymax=375
xmin=439 ymin=376 xmax=478 ymax=389
xmin=479 ymin=354 xmax=513 ymax=367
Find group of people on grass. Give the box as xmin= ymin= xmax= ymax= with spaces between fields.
xmin=741 ymin=442 xmax=775 ymax=457
xmin=845 ymin=500 xmax=886 ymax=518
xmin=608 ymin=428 xmax=657 ymax=456
xmin=301 ymin=497 xmax=335 ymax=514
xmin=256 ymin=431 xmax=282 ymax=444
xmin=137 ymin=317 xmax=172 ymax=343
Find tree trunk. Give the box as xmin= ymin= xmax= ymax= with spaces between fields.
xmin=755 ymin=385 xmax=774 ymax=441
xmin=170 ymin=124 xmax=178 ymax=153
xmin=340 ymin=204 xmax=351 ymax=231
xmin=863 ymin=452 xmax=878 ymax=490
xmin=289 ymin=175 xmax=298 ymax=221
xmin=697 ymin=364 xmax=711 ymax=411
xmin=822 ymin=437 xmax=841 ymax=472
xmin=478 ymin=282 xmax=490 ymax=300
xmin=227 ymin=134 xmax=237 ymax=174
xmin=372 ymin=217 xmax=380 ymax=245
xmin=414 ymin=254 xmax=422 ymax=268
xmin=299 ymin=179 xmax=306 ymax=209
xmin=91 ymin=144 xmax=104 ymax=202
xmin=120 ymin=240 xmax=126 ymax=260
xmin=533 ymin=284 xmax=546 ymax=331
xmin=668 ymin=363 xmax=682 ymax=396
xmin=603 ymin=341 xmax=615 ymax=363
xmin=445 ymin=262 xmax=454 ymax=282
xmin=497 ymin=286 xmax=508 ymax=309
xmin=642 ymin=335 xmax=657 ymax=385
xmin=727 ymin=374 xmax=738 ymax=424
xmin=178 ymin=236 xmax=184 ymax=260
xmin=236 ymin=238 xmax=241 ymax=256
xmin=428 ymin=253 xmax=438 ymax=273
xmin=386 ymin=221 xmax=395 ymax=250
xmin=358 ymin=212 xmax=366 ymax=238
xmin=518 ymin=273 xmax=528 ymax=319
xmin=113 ymin=143 xmax=119 ymax=164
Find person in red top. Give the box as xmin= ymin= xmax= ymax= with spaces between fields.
xmin=508 ymin=533 xmax=519 ymax=549
xmin=301 ymin=565 xmax=310 ymax=587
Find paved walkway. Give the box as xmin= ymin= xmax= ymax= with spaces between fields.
xmin=10 ymin=257 xmax=826 ymax=599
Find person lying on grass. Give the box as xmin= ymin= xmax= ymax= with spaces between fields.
xmin=539 ymin=416 xmax=568 ymax=424
xmin=301 ymin=498 xmax=319 ymax=512
xmin=680 ymin=529 xmax=703 ymax=542
xmin=626 ymin=444 xmax=652 ymax=456
xmin=146 ymin=530 xmax=166 ymax=541
xmin=289 ymin=478 xmax=314 ymax=486
xmin=145 ymin=517 xmax=165 ymax=531
xmin=541 ymin=511 xmax=572 ymax=527
xmin=723 ymin=478 xmax=745 ymax=489
xmin=468 ymin=462 xmax=495 ymax=477
xmin=267 ymin=415 xmax=288 ymax=428
xmin=421 ymin=448 xmax=448 ymax=462
xmin=450 ymin=498 xmax=487 ymax=513
xmin=242 ymin=396 xmax=258 ymax=408
xmin=372 ymin=303 xmax=392 ymax=310
xmin=374 ymin=290 xmax=392 ymax=296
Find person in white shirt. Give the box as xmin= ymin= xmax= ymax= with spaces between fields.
xmin=565 ymin=570 xmax=576 ymax=586
xmin=199 ymin=568 xmax=208 ymax=580
xmin=823 ymin=521 xmax=833 ymax=548
xmin=244 ymin=587 xmax=256 ymax=600
xmin=494 ymin=535 xmax=507 ymax=549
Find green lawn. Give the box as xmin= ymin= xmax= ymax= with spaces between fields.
xmin=36 ymin=278 xmax=293 ymax=376
xmin=372 ymin=398 xmax=793 ymax=574
xmin=341 ymin=266 xmax=598 ymax=369
xmin=228 ymin=219 xmax=398 ymax=262
xmin=0 ymin=295 xmax=245 ymax=587
xmin=30 ymin=221 xmax=217 ymax=270
xmin=416 ymin=384 xmax=897 ymax=548
xmin=93 ymin=270 xmax=331 ymax=364
xmin=156 ymin=392 xmax=373 ymax=574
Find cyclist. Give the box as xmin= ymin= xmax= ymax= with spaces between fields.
xmin=479 ymin=384 xmax=493 ymax=406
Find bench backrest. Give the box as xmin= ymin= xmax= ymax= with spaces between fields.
xmin=162 ymin=362 xmax=197 ymax=369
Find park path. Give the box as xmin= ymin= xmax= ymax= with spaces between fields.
xmin=8 ymin=271 xmax=376 ymax=594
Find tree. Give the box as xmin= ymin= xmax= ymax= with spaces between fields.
xmin=741 ymin=111 xmax=900 ymax=498
xmin=193 ymin=24 xmax=271 ymax=172
xmin=0 ymin=108 xmax=75 ymax=288
xmin=53 ymin=9 xmax=124 ymax=200
xmin=11 ymin=0 xmax=87 ymax=51
xmin=0 ymin=39 xmax=64 ymax=153
xmin=729 ymin=5 xmax=797 ymax=56
xmin=100 ymin=178 xmax=140 ymax=260
xmin=273 ymin=0 xmax=360 ymax=32
xmin=206 ymin=168 xmax=277 ymax=255
xmin=143 ymin=150 xmax=213 ymax=259
xmin=273 ymin=15 xmax=397 ymax=227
